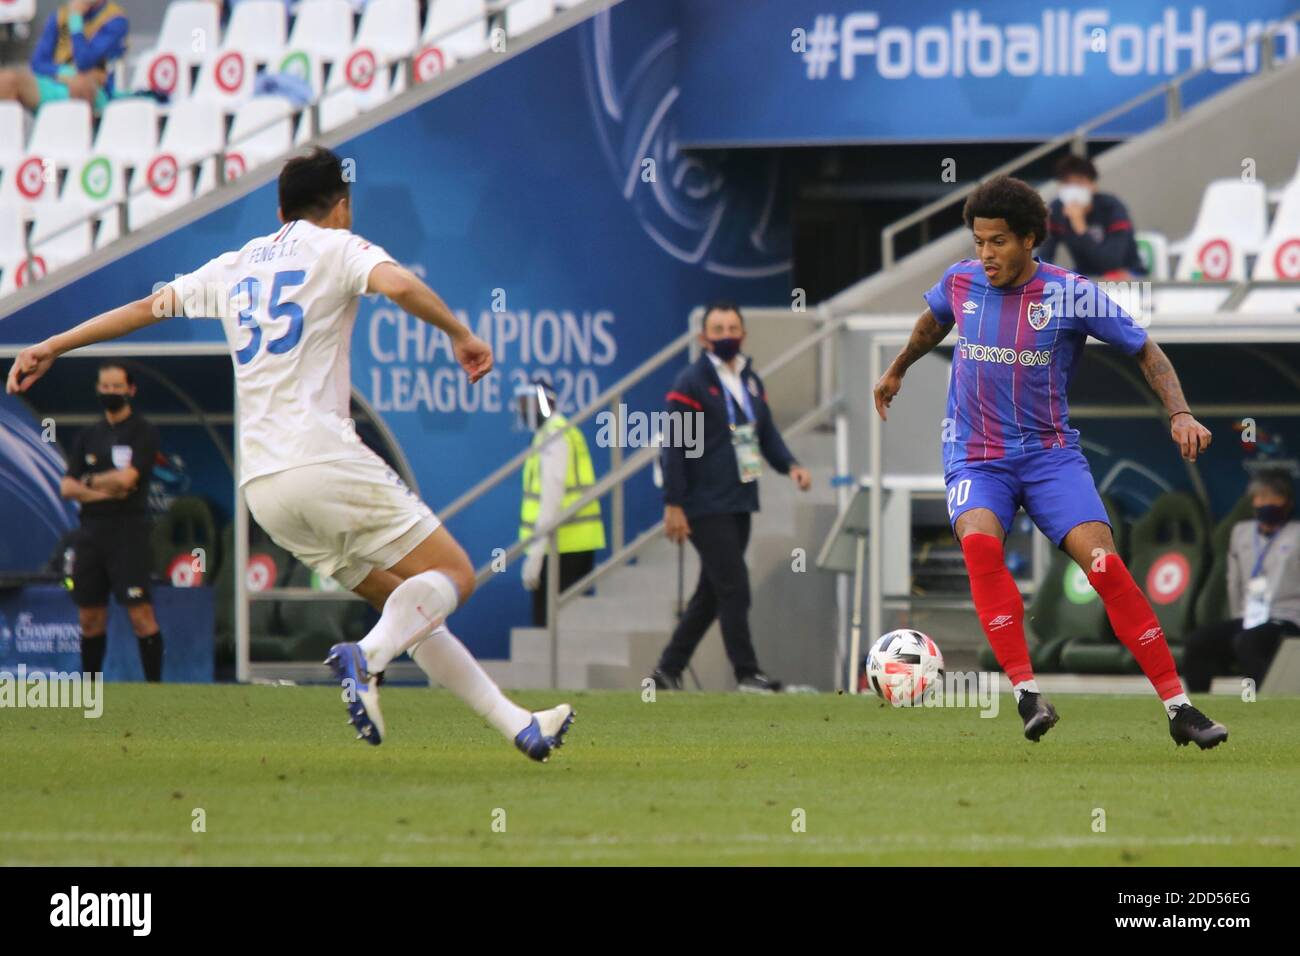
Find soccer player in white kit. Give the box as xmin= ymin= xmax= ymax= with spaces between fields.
xmin=5 ymin=148 xmax=575 ymax=761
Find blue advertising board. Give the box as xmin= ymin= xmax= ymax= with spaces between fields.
xmin=677 ymin=0 xmax=1300 ymax=144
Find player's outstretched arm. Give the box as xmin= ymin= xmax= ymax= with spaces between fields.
xmin=873 ymin=308 xmax=952 ymax=421
xmin=367 ymin=262 xmax=492 ymax=384
xmin=1135 ymin=338 xmax=1211 ymax=462
xmin=5 ymin=289 xmax=172 ymax=395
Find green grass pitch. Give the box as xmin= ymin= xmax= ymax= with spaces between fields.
xmin=2 ymin=686 xmax=1297 ymax=865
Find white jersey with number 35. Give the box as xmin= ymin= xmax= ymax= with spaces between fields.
xmin=173 ymin=219 xmax=394 ymax=486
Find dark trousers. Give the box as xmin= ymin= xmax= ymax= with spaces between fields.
xmin=658 ymin=511 xmax=760 ymax=680
xmin=531 ymin=550 xmax=596 ymax=627
xmin=1182 ymin=617 xmax=1300 ymax=692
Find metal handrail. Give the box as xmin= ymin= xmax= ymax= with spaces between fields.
xmin=13 ymin=0 xmax=586 ymax=283
xmin=879 ymin=11 xmax=1300 ymax=268
xmin=484 ymin=315 xmax=846 ymax=686
xmin=439 ymin=328 xmax=696 ymax=523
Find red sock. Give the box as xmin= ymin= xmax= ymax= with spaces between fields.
xmin=961 ymin=533 xmax=1034 ymax=685
xmin=1086 ymin=553 xmax=1183 ymax=700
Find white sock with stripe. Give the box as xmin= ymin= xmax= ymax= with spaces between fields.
xmin=410 ymin=624 xmax=532 ymax=739
xmin=358 ymin=570 xmax=459 ymax=674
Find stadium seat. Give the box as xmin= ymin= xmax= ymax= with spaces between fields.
xmin=129 ymin=0 xmax=222 ymax=99
xmin=94 ymin=98 xmax=162 ymax=170
xmin=195 ymin=95 xmax=295 ymax=191
xmin=977 ymin=495 xmax=1127 ymax=674
xmin=1058 ymin=492 xmax=1208 ymax=672
xmin=221 ymin=0 xmax=289 ymax=68
xmin=64 ymin=154 xmax=127 ymax=206
xmin=156 ymin=99 xmax=226 ymax=196
xmin=0 ymin=152 xmax=56 ymax=218
xmin=152 ymin=496 xmax=221 ymax=585
xmin=1192 ymin=493 xmax=1255 ymax=629
xmin=1134 ymin=230 xmax=1169 ymax=280
xmin=192 ymin=47 xmax=260 ymax=111
xmin=341 ymin=0 xmax=419 ymax=101
xmin=28 ymin=101 xmax=93 ymax=170
xmin=296 ymin=86 xmax=361 ymax=142
xmin=29 ymin=200 xmax=95 ymax=275
xmin=1152 ymin=286 xmax=1233 ymax=314
xmin=421 ymin=0 xmax=489 ymax=73
xmin=354 ymin=0 xmax=421 ymax=62
xmin=1250 ymin=180 xmax=1300 ymax=280
xmin=0 ymin=102 xmax=29 ymax=167
xmin=0 ymin=201 xmax=31 ymax=295
xmin=505 ymin=0 xmax=556 ymax=37
xmin=287 ymin=0 xmax=356 ymax=66
xmin=1173 ymin=179 xmax=1268 ymax=280
xmin=125 ymin=158 xmax=195 ymax=232
xmin=0 ymin=0 xmax=36 ymax=25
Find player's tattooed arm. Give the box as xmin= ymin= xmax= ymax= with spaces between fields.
xmin=873 ymin=309 xmax=952 ymax=420
xmin=1136 ymin=339 xmax=1212 ymax=462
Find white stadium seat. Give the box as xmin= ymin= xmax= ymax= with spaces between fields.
xmin=227 ymin=96 xmax=296 ymax=174
xmin=0 ymin=0 xmax=36 ymax=25
xmin=1173 ymin=179 xmax=1268 ymax=280
xmin=505 ymin=0 xmax=555 ymax=37
xmin=354 ymin=0 xmax=421 ymax=62
xmin=422 ymin=0 xmax=489 ymax=70
xmin=1236 ymin=288 xmax=1300 ymax=313
xmin=1134 ymin=230 xmax=1169 ymax=281
xmin=0 ymin=202 xmax=29 ymax=295
xmin=29 ymin=200 xmax=95 ymax=275
xmin=296 ymin=86 xmax=361 ymax=144
xmin=94 ymin=98 xmax=161 ymax=169
xmin=0 ymin=102 xmax=29 ymax=166
xmin=158 ymin=99 xmax=226 ymax=196
xmin=126 ymin=160 xmax=195 ymax=232
xmin=1250 ymin=181 xmax=1300 ymax=281
xmin=0 ymin=153 xmax=58 ymax=217
xmin=222 ymin=0 xmax=289 ymax=67
xmin=28 ymin=101 xmax=93 ymax=170
xmin=1152 ymin=286 xmax=1234 ymax=314
xmin=192 ymin=47 xmax=260 ymax=110
xmin=130 ymin=0 xmax=223 ymax=99
xmin=63 ymin=154 xmax=127 ymax=207
xmin=289 ymin=0 xmax=356 ymax=63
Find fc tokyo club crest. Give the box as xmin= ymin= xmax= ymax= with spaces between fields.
xmin=1027 ymin=301 xmax=1053 ymax=331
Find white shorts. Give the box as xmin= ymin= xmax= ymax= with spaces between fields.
xmin=243 ymin=453 xmax=441 ymax=590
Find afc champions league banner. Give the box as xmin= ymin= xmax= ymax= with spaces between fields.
xmin=0 ymin=0 xmax=791 ymax=659
xmin=676 ymin=0 xmax=1299 ymax=144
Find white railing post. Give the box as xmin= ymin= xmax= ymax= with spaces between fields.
xmin=609 ymin=390 xmax=623 ymax=553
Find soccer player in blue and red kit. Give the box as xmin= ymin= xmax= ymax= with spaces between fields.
xmin=873 ymin=175 xmax=1228 ymax=749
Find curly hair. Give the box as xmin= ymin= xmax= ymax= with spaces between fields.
xmin=962 ymin=175 xmax=1049 ymax=248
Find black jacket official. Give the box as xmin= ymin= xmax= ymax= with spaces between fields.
xmin=661 ymin=351 xmax=798 ymax=518
xmin=67 ymin=411 xmax=159 ymax=519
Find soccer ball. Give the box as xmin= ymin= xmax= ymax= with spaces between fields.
xmin=863 ymin=629 xmax=944 ymax=705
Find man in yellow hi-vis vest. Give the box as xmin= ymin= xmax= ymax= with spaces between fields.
xmin=517 ymin=379 xmax=605 ymax=626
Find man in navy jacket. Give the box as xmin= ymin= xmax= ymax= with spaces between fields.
xmin=651 ymin=302 xmax=812 ymax=693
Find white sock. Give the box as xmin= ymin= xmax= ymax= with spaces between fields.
xmin=1163 ymin=692 xmax=1191 ymax=718
xmin=1012 ymin=679 xmax=1040 ymax=702
xmin=359 ymin=570 xmax=459 ymax=674
xmin=410 ymin=624 xmax=532 ymax=740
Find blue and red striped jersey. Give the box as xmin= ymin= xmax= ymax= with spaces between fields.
xmin=923 ymin=257 xmax=1148 ymax=471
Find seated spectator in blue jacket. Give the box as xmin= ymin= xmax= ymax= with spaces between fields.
xmin=0 ymin=1 xmax=128 ymax=113
xmin=1037 ymin=155 xmax=1146 ymax=279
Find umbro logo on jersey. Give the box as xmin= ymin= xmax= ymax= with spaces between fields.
xmin=988 ymin=614 xmax=1014 ymax=630
xmin=962 ymin=300 xmax=977 ymax=314
xmin=1138 ymin=626 xmax=1163 ymax=646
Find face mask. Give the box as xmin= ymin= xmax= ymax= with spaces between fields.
xmin=98 ymin=392 xmax=128 ymax=412
xmin=1058 ymin=184 xmax=1093 ymax=207
xmin=1256 ymin=504 xmax=1290 ymax=526
xmin=709 ymin=337 xmax=742 ymax=361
